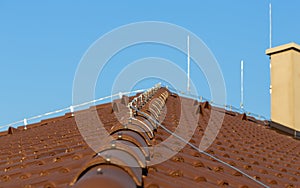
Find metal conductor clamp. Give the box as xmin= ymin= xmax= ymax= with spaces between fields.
xmin=127 ymin=83 xmax=162 ymax=121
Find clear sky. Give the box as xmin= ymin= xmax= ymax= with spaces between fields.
xmin=1 ymin=1 xmax=300 ymax=126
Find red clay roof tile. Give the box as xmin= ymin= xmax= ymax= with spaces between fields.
xmin=0 ymin=87 xmax=299 ymax=188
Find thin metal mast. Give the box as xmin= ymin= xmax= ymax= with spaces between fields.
xmin=241 ymin=60 xmax=244 ymax=109
xmin=269 ymin=3 xmax=272 ymax=48
xmin=187 ymin=35 xmax=190 ymax=93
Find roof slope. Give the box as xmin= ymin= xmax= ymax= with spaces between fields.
xmin=0 ymin=88 xmax=299 ymax=188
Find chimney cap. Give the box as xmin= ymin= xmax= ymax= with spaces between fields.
xmin=266 ymin=42 xmax=300 ymax=56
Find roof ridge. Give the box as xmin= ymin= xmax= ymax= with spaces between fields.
xmin=167 ymin=86 xmax=269 ymax=121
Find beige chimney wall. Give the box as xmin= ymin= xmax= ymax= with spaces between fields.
xmin=266 ymin=42 xmax=300 ymax=132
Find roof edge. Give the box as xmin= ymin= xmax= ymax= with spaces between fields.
xmin=266 ymin=42 xmax=300 ymax=56
xmin=270 ymin=121 xmax=300 ymax=139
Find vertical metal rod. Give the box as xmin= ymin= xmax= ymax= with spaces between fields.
xmin=241 ymin=60 xmax=244 ymax=109
xmin=269 ymin=3 xmax=272 ymax=48
xmin=187 ymin=35 xmax=191 ymax=93
xmin=70 ymin=106 xmax=74 ymax=116
xmin=23 ymin=118 xmax=28 ymax=126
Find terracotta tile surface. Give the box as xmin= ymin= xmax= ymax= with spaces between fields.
xmin=0 ymin=88 xmax=299 ymax=188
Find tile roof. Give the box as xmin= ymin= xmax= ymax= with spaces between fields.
xmin=0 ymin=87 xmax=299 ymax=188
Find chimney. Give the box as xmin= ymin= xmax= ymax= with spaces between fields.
xmin=266 ymin=42 xmax=300 ymax=138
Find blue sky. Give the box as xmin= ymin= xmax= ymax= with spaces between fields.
xmin=0 ymin=1 xmax=300 ymax=126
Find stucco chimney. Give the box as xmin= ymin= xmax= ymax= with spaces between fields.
xmin=266 ymin=42 xmax=300 ymax=138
